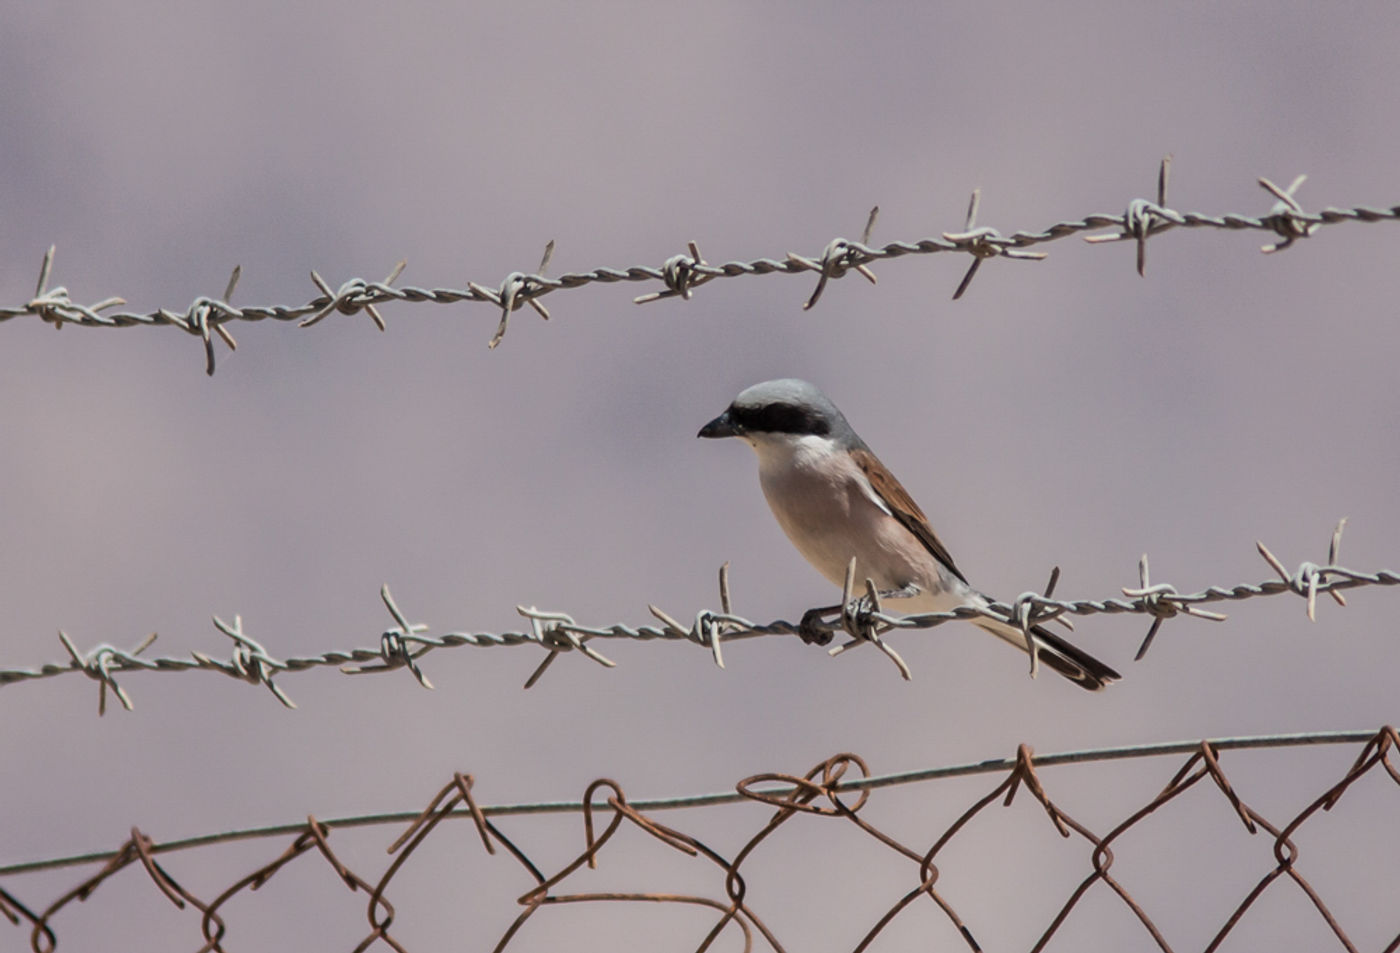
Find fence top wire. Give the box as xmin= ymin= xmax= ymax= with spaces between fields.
xmin=0 ymin=520 xmax=1392 ymax=712
xmin=3 ymin=160 xmax=1396 ymax=372
xmin=0 ymin=726 xmax=1379 ymax=879
xmin=2 ymin=725 xmax=1396 ymax=953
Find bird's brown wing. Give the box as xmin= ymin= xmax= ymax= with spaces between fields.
xmin=851 ymin=447 xmax=969 ymax=585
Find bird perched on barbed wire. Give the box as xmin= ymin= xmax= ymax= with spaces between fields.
xmin=699 ymin=379 xmax=1120 ymax=691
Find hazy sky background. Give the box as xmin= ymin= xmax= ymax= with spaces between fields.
xmin=3 ymin=3 xmax=1398 ymax=950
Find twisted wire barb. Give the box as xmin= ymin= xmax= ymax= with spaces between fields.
xmin=0 ymin=522 xmax=1392 ymax=711
xmin=4 ymin=163 xmax=1396 ymax=370
xmin=2 ymin=727 xmax=1395 ymax=953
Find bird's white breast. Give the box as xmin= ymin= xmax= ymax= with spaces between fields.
xmin=748 ymin=434 xmax=960 ymax=612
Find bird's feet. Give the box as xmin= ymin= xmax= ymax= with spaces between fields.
xmin=800 ymin=584 xmax=920 ymax=646
xmin=798 ymin=605 xmax=840 ymax=645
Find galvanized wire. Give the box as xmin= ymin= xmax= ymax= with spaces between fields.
xmin=2 ymin=726 xmax=1396 ymax=952
xmin=0 ymin=521 xmax=1392 ymax=711
xmin=2 ymin=162 xmax=1396 ymax=371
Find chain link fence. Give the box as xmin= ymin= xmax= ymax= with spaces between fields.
xmin=2 ymin=727 xmax=1396 ymax=952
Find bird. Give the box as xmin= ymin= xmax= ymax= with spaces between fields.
xmin=698 ymin=378 xmax=1120 ymax=691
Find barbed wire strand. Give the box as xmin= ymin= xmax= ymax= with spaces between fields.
xmin=2 ymin=517 xmax=1388 ymax=710
xmin=4 ymin=159 xmax=1397 ymax=372
xmin=1 ymin=520 xmax=1392 ymax=712
xmin=2 ymin=726 xmax=1395 ymax=952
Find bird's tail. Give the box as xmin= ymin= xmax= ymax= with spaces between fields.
xmin=971 ymin=618 xmax=1121 ymax=692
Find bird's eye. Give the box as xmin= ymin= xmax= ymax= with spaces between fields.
xmin=740 ymin=403 xmax=829 ymax=436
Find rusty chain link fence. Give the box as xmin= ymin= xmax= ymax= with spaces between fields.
xmin=2 ymin=727 xmax=1396 ymax=952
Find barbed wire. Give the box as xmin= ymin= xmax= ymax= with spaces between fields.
xmin=2 ymin=726 xmax=1395 ymax=952
xmin=3 ymin=159 xmax=1396 ymax=373
xmin=1 ymin=520 xmax=1392 ymax=713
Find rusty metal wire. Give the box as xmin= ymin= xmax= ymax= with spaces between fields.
xmin=3 ymin=160 xmax=1396 ymax=371
xmin=0 ymin=521 xmax=1392 ymax=711
xmin=2 ymin=726 xmax=1395 ymax=952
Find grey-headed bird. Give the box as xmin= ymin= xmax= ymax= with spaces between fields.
xmin=699 ymin=379 xmax=1119 ymax=691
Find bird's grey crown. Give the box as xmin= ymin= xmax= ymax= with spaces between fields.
xmin=726 ymin=379 xmax=858 ymax=444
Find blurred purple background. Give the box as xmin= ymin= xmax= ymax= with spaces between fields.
xmin=3 ymin=3 xmax=1398 ymax=950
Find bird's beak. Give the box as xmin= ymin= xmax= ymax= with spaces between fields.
xmin=698 ymin=410 xmax=741 ymax=439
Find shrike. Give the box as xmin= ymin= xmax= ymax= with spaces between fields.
xmin=698 ymin=379 xmax=1120 ymax=691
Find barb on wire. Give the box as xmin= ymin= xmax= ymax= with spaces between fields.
xmin=7 ymin=164 xmax=1395 ymax=371
xmin=1259 ymin=174 xmax=1319 ymax=252
xmin=943 ymin=187 xmax=1048 ymax=297
xmin=517 ymin=603 xmax=617 ymax=690
xmin=1007 ymin=565 xmax=1080 ymax=679
xmin=191 ymin=614 xmax=297 ymax=708
xmin=339 ymin=585 xmax=434 ymax=689
xmin=632 ymin=241 xmax=716 ymax=304
xmin=787 ymin=206 xmax=881 ymax=310
xmin=812 ymin=558 xmax=914 ymax=680
xmin=1256 ymin=516 xmax=1351 ymax=622
xmin=180 ymin=266 xmax=243 ymax=376
xmin=300 ymin=259 xmax=405 ymax=332
xmin=1 ymin=522 xmax=1394 ymax=708
xmin=1083 ymin=154 xmax=1175 ymax=275
xmin=1124 ymin=553 xmax=1229 ymax=661
xmin=55 ymin=630 xmax=157 ymax=715
xmin=2 ymin=727 xmax=1395 ymax=953
xmin=648 ymin=560 xmax=751 ymax=672
xmin=470 ymin=241 xmax=555 ymax=349
xmin=24 ymin=245 xmax=127 ymax=332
